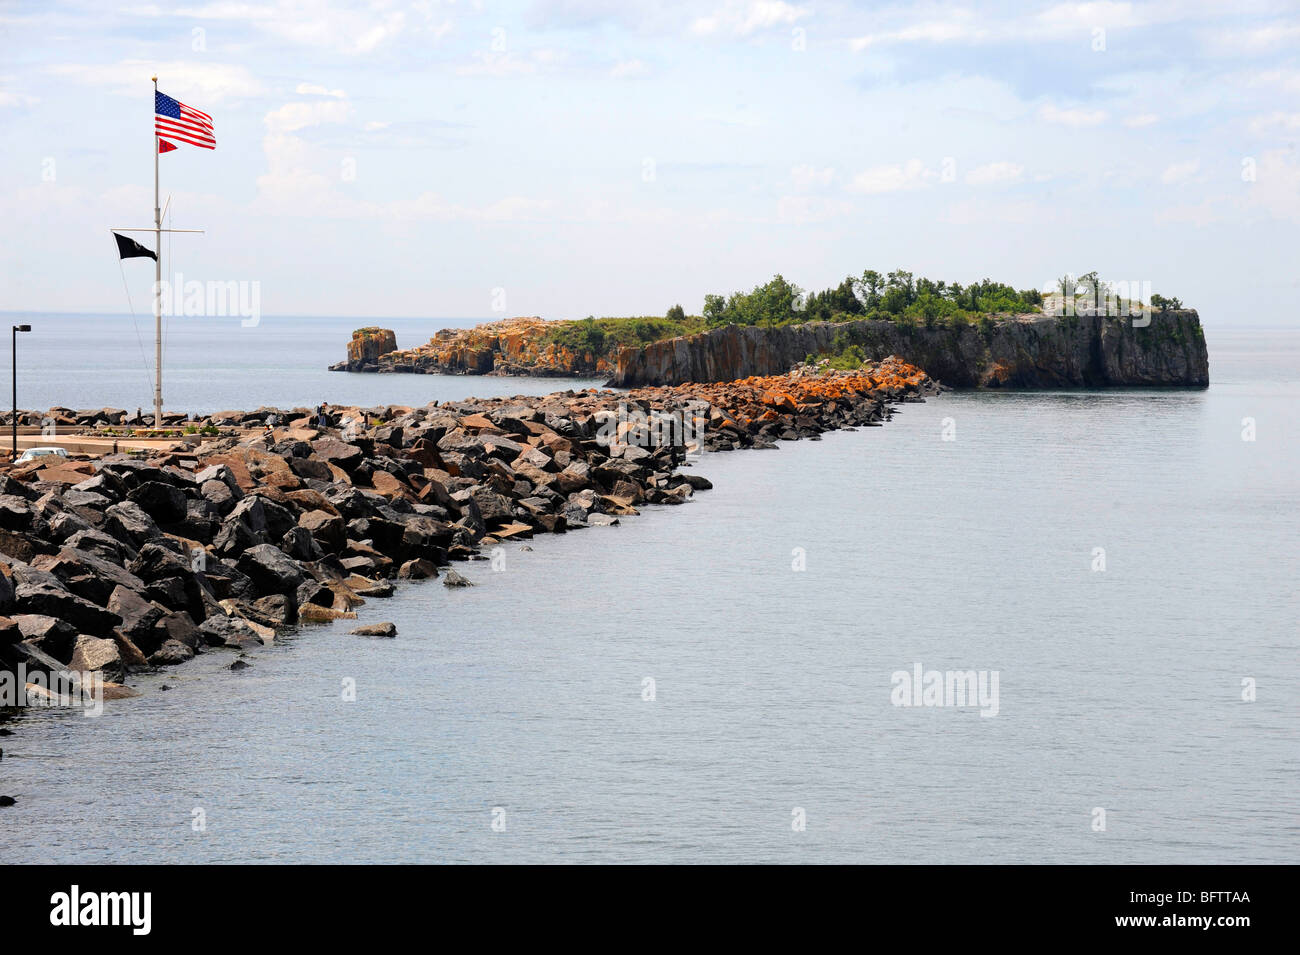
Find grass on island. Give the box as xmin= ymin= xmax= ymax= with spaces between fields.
xmin=540 ymin=270 xmax=1186 ymax=355
xmin=540 ymin=311 xmax=707 ymax=354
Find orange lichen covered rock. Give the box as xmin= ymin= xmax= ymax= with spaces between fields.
xmin=335 ymin=317 xmax=616 ymax=378
xmin=345 ymin=327 xmax=398 ymax=369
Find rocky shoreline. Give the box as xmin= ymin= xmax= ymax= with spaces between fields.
xmin=611 ymin=310 xmax=1210 ymax=388
xmin=329 ymin=318 xmax=613 ymax=377
xmin=0 ymin=357 xmax=935 ymax=716
xmin=329 ymin=311 xmax=1209 ymax=390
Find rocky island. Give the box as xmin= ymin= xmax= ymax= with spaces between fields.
xmin=330 ymin=317 xmax=615 ymax=377
xmin=329 ymin=267 xmax=1209 ymax=390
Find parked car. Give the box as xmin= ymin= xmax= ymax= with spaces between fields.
xmin=15 ymin=446 xmax=69 ymax=463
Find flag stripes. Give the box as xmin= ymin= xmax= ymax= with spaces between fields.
xmin=154 ymin=90 xmax=216 ymax=150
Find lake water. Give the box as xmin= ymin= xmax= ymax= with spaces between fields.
xmin=4 ymin=312 xmax=606 ymax=413
xmin=1 ymin=317 xmax=1295 ymax=863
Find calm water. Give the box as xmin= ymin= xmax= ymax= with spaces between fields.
xmin=1 ymin=321 xmax=1296 ymax=864
xmin=4 ymin=312 xmax=606 ymax=413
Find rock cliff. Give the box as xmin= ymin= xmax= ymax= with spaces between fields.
xmin=342 ymin=327 xmax=398 ymax=371
xmin=608 ymin=311 xmax=1209 ymax=388
xmin=331 ymin=317 xmax=615 ymax=377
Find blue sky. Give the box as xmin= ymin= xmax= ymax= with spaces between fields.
xmin=1 ymin=0 xmax=1297 ymax=323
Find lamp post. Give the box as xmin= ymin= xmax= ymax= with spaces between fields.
xmin=12 ymin=324 xmax=30 ymax=459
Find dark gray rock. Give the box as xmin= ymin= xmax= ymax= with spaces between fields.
xmin=127 ymin=481 xmax=188 ymax=523
xmin=0 ymin=495 xmax=36 ymax=532
xmin=235 ymin=543 xmax=306 ymax=596
xmin=149 ymin=638 xmax=195 ymax=666
xmin=13 ymin=576 xmax=120 ymax=636
xmin=104 ymin=501 xmax=161 ymax=547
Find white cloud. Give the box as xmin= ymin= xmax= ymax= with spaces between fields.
xmin=1159 ymin=160 xmax=1200 ymax=185
xmin=1248 ymin=112 xmax=1300 ymax=134
xmin=965 ymin=161 xmax=1024 ymax=185
xmin=851 ymin=12 xmax=986 ymax=51
xmin=1033 ymin=1 xmax=1147 ymax=32
xmin=1123 ymin=113 xmax=1159 ymax=127
xmin=164 ymin=3 xmax=275 ymax=20
xmin=942 ymin=197 xmax=1043 ymax=225
xmin=790 ymin=164 xmax=834 ymax=189
xmin=49 ymin=60 xmax=264 ymax=104
xmin=264 ymin=98 xmax=352 ymax=134
xmin=1244 ymin=149 xmax=1300 ymax=223
xmin=691 ymin=1 xmax=809 ymax=37
xmin=1039 ymin=104 xmax=1108 ymax=126
xmin=457 ymin=49 xmax=567 ymax=77
xmin=126 ymin=1 xmax=412 ymax=54
xmin=1210 ymin=22 xmax=1300 ymax=53
xmin=296 ymin=83 xmax=346 ymax=98
xmin=1243 ymin=68 xmax=1300 ymax=94
xmin=610 ymin=59 xmax=648 ymax=78
xmin=848 ymin=2 xmax=1166 ymax=52
xmin=847 ymin=159 xmax=933 ymax=194
xmin=775 ymin=195 xmax=851 ymax=223
xmin=253 ymin=89 xmax=551 ymax=223
xmin=0 ymin=90 xmax=37 ymax=108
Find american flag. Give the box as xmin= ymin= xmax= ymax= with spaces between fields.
xmin=154 ymin=90 xmax=215 ymax=150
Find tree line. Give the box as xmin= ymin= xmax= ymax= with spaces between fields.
xmin=699 ymin=270 xmax=1045 ymax=329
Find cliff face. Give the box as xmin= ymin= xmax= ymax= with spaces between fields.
xmin=332 ymin=317 xmax=615 ymax=376
xmin=344 ymin=327 xmax=398 ymax=370
xmin=609 ymin=311 xmax=1209 ymax=388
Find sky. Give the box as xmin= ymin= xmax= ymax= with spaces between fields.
xmin=1 ymin=0 xmax=1297 ymax=324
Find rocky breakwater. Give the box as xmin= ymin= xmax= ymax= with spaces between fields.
xmin=0 ymin=357 xmax=932 ymax=710
xmin=610 ymin=311 xmax=1209 ymax=389
xmin=330 ymin=317 xmax=614 ymax=377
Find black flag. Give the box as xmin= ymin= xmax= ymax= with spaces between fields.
xmin=113 ymin=232 xmax=156 ymax=261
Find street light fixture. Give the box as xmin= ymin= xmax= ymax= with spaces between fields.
xmin=12 ymin=324 xmax=31 ymax=458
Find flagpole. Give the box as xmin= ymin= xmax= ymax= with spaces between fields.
xmin=152 ymin=75 xmax=163 ymax=429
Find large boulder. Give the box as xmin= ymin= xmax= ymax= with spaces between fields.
xmin=280 ymin=526 xmax=323 ymax=562
xmin=128 ymin=541 xmax=194 ymax=583
xmin=312 ymin=437 xmax=364 ymax=470
xmin=67 ymin=634 xmax=125 ymax=683
xmin=12 ymin=613 xmax=78 ymax=661
xmin=226 ymin=496 xmax=268 ymax=535
xmin=198 ymin=612 xmax=266 ymax=649
xmin=200 ymin=479 xmax=238 ymax=515
xmin=465 ymin=486 xmax=512 ymax=526
xmin=235 ymin=544 xmax=306 ymax=597
xmin=61 ymin=528 xmax=125 ymax=563
xmin=152 ymin=611 xmax=201 ymax=650
xmin=213 ymin=517 xmax=260 ymax=557
xmin=107 ymin=585 xmax=165 ymax=655
xmin=299 ymin=509 xmax=346 ymax=552
xmin=149 ymin=639 xmax=195 ymax=666
xmin=13 ymin=574 xmax=120 ymax=636
xmin=0 ymin=495 xmax=36 ymax=532
xmin=127 ymin=481 xmax=188 ymax=524
xmin=104 ymin=501 xmax=161 ymax=548
xmin=41 ymin=547 xmax=147 ymax=607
